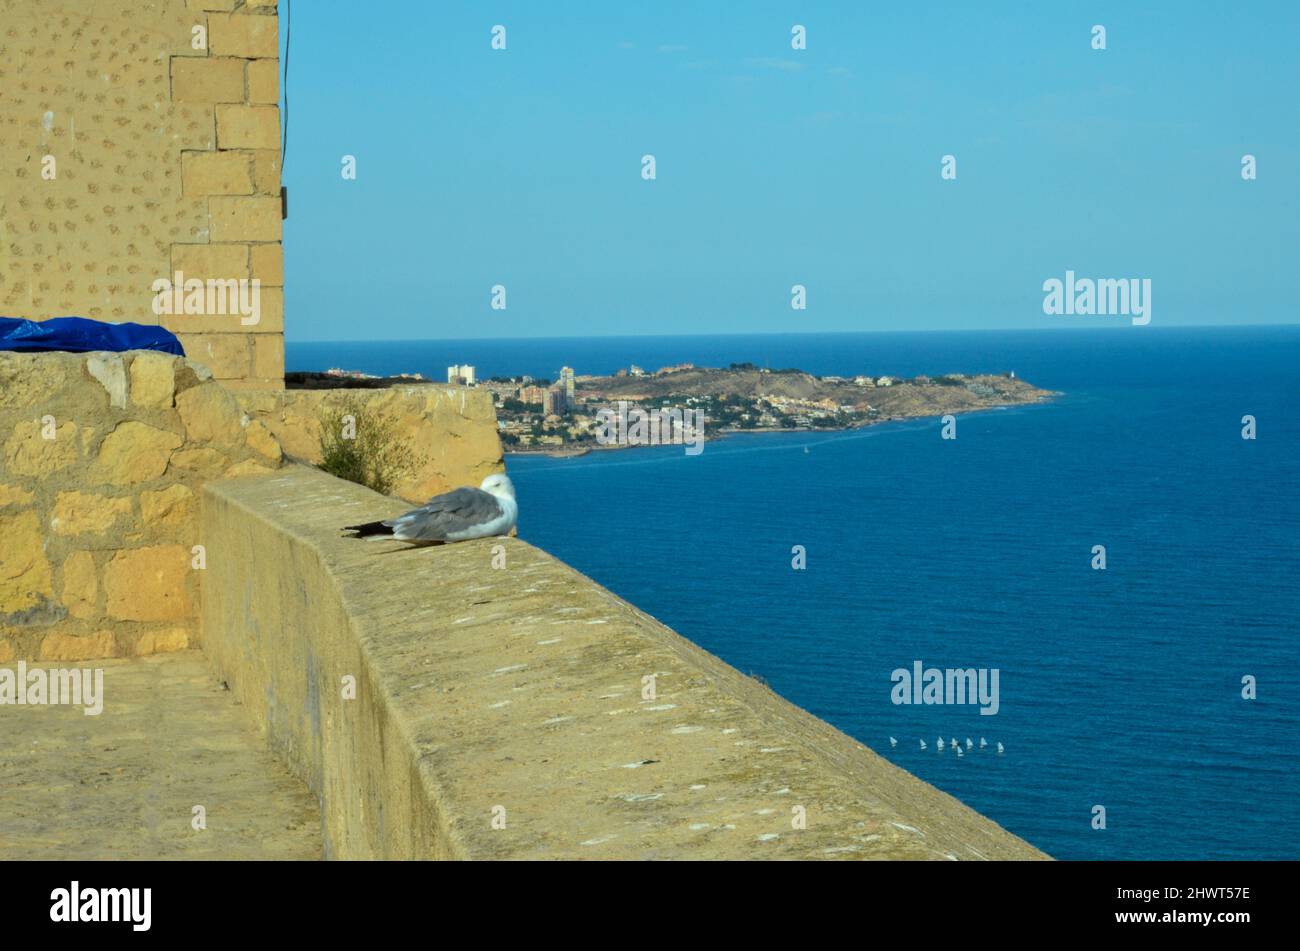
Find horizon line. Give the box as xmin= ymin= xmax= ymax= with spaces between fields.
xmin=288 ymin=321 xmax=1300 ymax=346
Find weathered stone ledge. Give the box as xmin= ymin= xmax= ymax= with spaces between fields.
xmin=200 ymin=464 xmax=1048 ymax=860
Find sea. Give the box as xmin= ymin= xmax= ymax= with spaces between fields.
xmin=288 ymin=326 xmax=1300 ymax=860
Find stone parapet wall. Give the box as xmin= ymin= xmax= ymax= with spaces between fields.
xmin=201 ymin=465 xmax=1049 ymax=860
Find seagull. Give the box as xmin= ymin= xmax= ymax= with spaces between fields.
xmin=889 ymin=736 xmax=897 ymax=748
xmin=344 ymin=474 xmax=518 ymax=544
xmin=979 ymin=737 xmax=987 ymax=749
xmin=966 ymin=738 xmax=973 ymax=750
xmin=996 ymin=742 xmax=1004 ymax=754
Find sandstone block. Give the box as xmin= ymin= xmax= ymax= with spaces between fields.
xmin=251 ymin=332 xmax=284 ymax=379
xmin=172 ymin=56 xmax=246 ymax=103
xmin=133 ymin=627 xmax=191 ymax=655
xmin=209 ymin=12 xmax=279 ymax=58
xmin=182 ymin=149 xmax=254 ymax=195
xmin=251 ymin=149 xmax=281 ymax=194
xmin=39 ymin=630 xmax=117 ymax=661
xmin=171 ymin=243 xmax=250 ymax=280
xmin=243 ymin=419 xmax=282 ymax=464
xmin=215 ymin=104 xmax=280 ymax=150
xmin=141 ymin=484 xmax=197 ymax=530
xmin=0 ymin=510 xmax=54 ymax=617
xmin=209 ymin=195 xmax=282 ymax=242
xmin=250 ymin=243 xmax=283 ymax=285
xmin=129 ymin=351 xmax=178 ymax=408
xmin=175 ymin=382 xmax=245 ymax=448
xmin=159 ymin=285 xmax=281 ymax=334
xmin=104 ymin=546 xmax=192 ymax=621
xmin=176 ymin=333 xmax=251 ymax=379
xmin=247 ymin=58 xmax=279 ymax=103
xmin=50 ymin=491 xmax=134 ymax=536
xmin=94 ymin=422 xmax=184 ymax=485
xmin=169 ymin=447 xmax=230 ymax=476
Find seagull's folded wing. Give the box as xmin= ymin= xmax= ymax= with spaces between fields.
xmin=386 ymin=487 xmax=504 ymax=542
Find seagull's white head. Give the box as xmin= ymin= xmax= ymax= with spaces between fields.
xmin=480 ymin=473 xmax=516 ymax=500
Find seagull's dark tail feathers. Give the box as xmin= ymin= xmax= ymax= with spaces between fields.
xmin=343 ymin=520 xmax=392 ymax=539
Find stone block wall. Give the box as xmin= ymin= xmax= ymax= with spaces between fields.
xmin=238 ymin=385 xmax=506 ymax=503
xmin=0 ymin=351 xmax=283 ymax=662
xmin=0 ymin=0 xmax=285 ymax=390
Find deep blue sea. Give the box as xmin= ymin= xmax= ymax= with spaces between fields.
xmin=290 ymin=327 xmax=1300 ymax=860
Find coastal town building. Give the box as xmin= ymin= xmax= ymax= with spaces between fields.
xmin=447 ymin=364 xmax=477 ymax=385
xmin=543 ymin=386 xmax=567 ymax=416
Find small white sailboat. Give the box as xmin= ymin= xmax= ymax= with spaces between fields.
xmin=937 ymin=735 xmax=944 ymax=750
xmin=920 ymin=739 xmax=927 ymax=750
xmin=950 ymin=737 xmax=958 ymax=750
xmin=979 ymin=737 xmax=987 ymax=749
xmin=956 ymin=745 xmax=964 ymax=757
xmin=965 ymin=738 xmax=973 ymax=750
xmin=996 ymin=742 xmax=1004 ymax=754
xmin=889 ymin=736 xmax=897 ymax=748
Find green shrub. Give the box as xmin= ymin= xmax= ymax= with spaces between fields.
xmin=317 ymin=397 xmax=422 ymax=496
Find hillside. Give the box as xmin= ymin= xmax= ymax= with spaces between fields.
xmin=583 ymin=367 xmax=1054 ymax=418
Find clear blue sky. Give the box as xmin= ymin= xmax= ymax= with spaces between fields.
xmin=280 ymin=1 xmax=1299 ymax=341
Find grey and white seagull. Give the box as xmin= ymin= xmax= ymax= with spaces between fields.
xmin=344 ymin=473 xmax=518 ymax=544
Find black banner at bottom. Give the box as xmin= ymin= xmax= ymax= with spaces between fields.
xmin=0 ymin=859 xmax=1281 ymax=938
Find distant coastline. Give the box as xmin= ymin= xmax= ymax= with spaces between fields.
xmin=291 ymin=361 xmax=1056 ymax=457
xmin=505 ymin=403 xmax=1055 ymax=458
xmin=493 ymin=362 xmax=1054 ymax=454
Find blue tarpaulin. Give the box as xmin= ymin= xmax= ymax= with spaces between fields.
xmin=0 ymin=317 xmax=184 ymax=355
